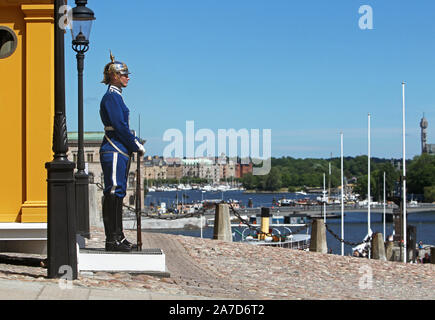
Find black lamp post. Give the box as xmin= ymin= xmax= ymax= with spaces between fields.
xmin=45 ymin=0 xmax=78 ymax=280
xmin=71 ymin=0 xmax=95 ymax=239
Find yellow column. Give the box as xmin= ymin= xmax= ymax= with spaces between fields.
xmin=0 ymin=5 xmax=24 ymax=222
xmin=20 ymin=4 xmax=54 ymax=222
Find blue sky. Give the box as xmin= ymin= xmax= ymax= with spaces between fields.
xmin=64 ymin=0 xmax=435 ymax=159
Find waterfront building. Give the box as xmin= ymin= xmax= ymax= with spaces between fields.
xmin=235 ymin=161 xmax=253 ymax=178
xmin=215 ymin=154 xmax=236 ymax=181
xmin=165 ymin=158 xmax=183 ymax=180
xmin=221 ymin=160 xmax=236 ymax=181
xmin=143 ymin=156 xmax=167 ymax=181
xmin=210 ymin=163 xmax=221 ymax=183
xmin=182 ymin=158 xmax=215 ymax=181
xmin=180 ymin=157 xmax=238 ymax=183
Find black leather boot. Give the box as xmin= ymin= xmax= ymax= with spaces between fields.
xmin=102 ymin=193 xmax=116 ymax=240
xmin=102 ymin=194 xmax=131 ymax=252
xmin=115 ymin=196 xmax=138 ymax=251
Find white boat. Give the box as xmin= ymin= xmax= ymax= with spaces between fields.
xmin=239 ymin=222 xmax=310 ymax=249
xmin=217 ymin=184 xmax=230 ymax=192
xmin=352 ymin=230 xmax=373 ymax=257
xmin=206 ymin=220 xmax=310 ymax=249
xmin=409 ymin=200 xmax=418 ymax=208
xmin=201 ymin=185 xmax=213 ymax=192
xmin=295 ymin=191 xmax=307 ymax=196
xmin=243 ymin=233 xmax=310 ymax=250
xmin=177 ymin=184 xmax=192 ymax=190
xmin=278 ymin=199 xmax=295 ymax=206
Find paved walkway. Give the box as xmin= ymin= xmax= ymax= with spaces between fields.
xmin=0 ymin=278 xmax=207 ymax=300
xmin=0 ymin=227 xmax=433 ymax=300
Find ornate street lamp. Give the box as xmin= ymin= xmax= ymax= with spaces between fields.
xmin=71 ymin=0 xmax=95 ymax=239
xmin=46 ymin=0 xmax=78 ymax=280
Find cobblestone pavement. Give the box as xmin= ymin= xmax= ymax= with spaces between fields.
xmin=0 ymin=227 xmax=433 ymax=300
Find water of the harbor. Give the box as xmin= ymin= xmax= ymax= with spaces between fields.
xmin=144 ymin=190 xmax=435 ymax=256
xmin=144 ymin=189 xmax=315 ymax=208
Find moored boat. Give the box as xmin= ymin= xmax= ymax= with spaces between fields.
xmin=242 ymin=232 xmax=310 ymax=250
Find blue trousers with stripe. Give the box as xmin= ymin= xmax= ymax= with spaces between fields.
xmin=100 ymin=152 xmax=130 ymax=198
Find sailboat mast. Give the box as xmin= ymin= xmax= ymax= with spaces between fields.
xmin=402 ymin=82 xmax=407 ymax=263
xmin=340 ymin=132 xmax=344 ymax=256
xmin=368 ymin=113 xmax=371 ymax=236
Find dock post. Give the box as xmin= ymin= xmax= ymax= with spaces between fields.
xmin=431 ymin=247 xmax=435 ymax=264
xmin=385 ymin=241 xmax=394 ymax=261
xmin=309 ymin=219 xmax=327 ymax=254
xmin=213 ymin=204 xmax=232 ymax=242
xmin=371 ymin=233 xmax=386 ymax=261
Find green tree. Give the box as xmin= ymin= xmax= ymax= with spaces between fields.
xmin=241 ymin=173 xmax=256 ymax=190
xmin=424 ymin=186 xmax=435 ymax=203
xmin=264 ymin=167 xmax=282 ymax=191
xmin=352 ymin=162 xmax=399 ymax=201
xmin=407 ymin=154 xmax=435 ymax=195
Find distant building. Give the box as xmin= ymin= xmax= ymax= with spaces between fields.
xmin=221 ymin=160 xmax=236 ymax=181
xmin=68 ymin=132 xmax=249 ymax=208
xmin=165 ymin=158 xmax=183 ymax=180
xmin=143 ymin=156 xmax=167 ymax=181
xmin=67 ymin=132 xmax=104 ymax=186
xmin=214 ymin=154 xmax=234 ymax=181
xmin=182 ymin=158 xmax=216 ymax=182
xmin=420 ymin=115 xmax=435 ymax=154
xmin=235 ymin=158 xmax=253 ymax=178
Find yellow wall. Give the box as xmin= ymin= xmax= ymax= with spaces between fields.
xmin=0 ymin=0 xmax=54 ymax=222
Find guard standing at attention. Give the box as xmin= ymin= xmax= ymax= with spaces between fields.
xmin=99 ymin=52 xmax=145 ymax=252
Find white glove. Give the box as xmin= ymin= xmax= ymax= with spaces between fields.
xmin=135 ymin=140 xmax=146 ymax=155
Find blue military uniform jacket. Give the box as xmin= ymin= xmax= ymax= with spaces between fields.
xmin=100 ymin=85 xmax=142 ymax=156
xmin=99 ymin=85 xmax=141 ymax=197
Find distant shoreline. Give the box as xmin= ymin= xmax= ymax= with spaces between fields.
xmin=244 ymin=189 xmax=306 ymax=194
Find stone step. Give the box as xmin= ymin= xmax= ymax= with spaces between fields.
xmin=0 ymin=223 xmax=47 ymax=254
xmin=0 ymin=223 xmax=47 ymax=240
xmin=77 ymin=247 xmax=169 ymax=276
